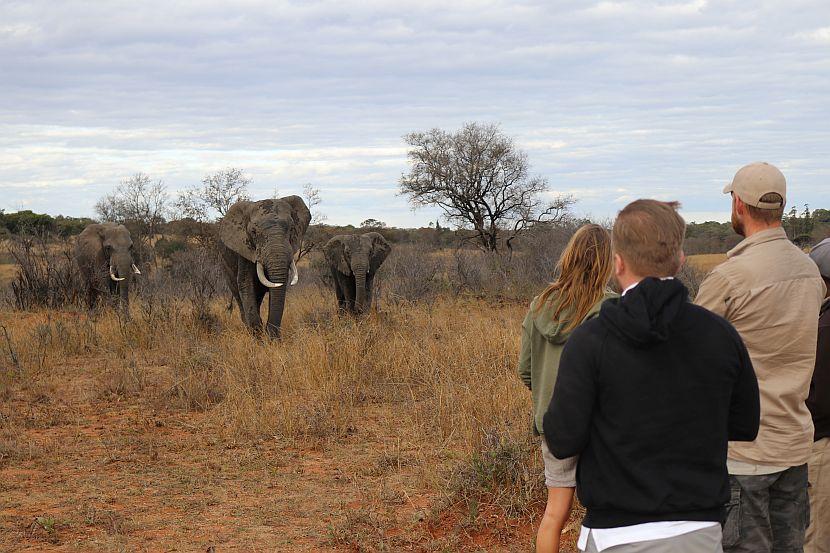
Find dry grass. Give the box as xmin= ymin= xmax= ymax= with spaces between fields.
xmin=686 ymin=253 xmax=726 ymax=273
xmin=0 ymin=286 xmax=572 ymax=551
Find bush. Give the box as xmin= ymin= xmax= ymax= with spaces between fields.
xmin=133 ymin=246 xmax=227 ymax=327
xmin=6 ymin=234 xmax=82 ymax=310
xmin=677 ymin=261 xmax=706 ymax=298
xmin=377 ymin=245 xmax=442 ymax=304
xmin=154 ymin=237 xmax=188 ymax=260
xmin=449 ymin=428 xmax=545 ymax=521
xmin=169 ymin=247 xmax=227 ymax=326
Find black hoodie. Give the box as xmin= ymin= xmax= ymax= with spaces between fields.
xmin=542 ymin=278 xmax=760 ymax=529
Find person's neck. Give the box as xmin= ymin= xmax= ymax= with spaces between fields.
xmin=741 ymin=219 xmax=781 ymax=239
xmin=618 ymin=274 xmax=645 ymax=294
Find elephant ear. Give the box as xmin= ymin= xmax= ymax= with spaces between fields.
xmin=76 ymin=224 xmax=105 ymax=259
xmin=324 ymin=236 xmax=351 ymax=275
xmin=218 ymin=201 xmax=257 ymax=262
xmin=280 ymin=195 xmax=311 ymax=253
xmin=366 ymin=232 xmax=392 ymax=273
xmin=323 ymin=236 xmax=352 ymax=275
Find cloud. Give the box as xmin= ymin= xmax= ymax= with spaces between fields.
xmin=794 ymin=26 xmax=830 ymax=44
xmin=0 ymin=0 xmax=828 ymax=226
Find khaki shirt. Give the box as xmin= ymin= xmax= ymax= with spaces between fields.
xmin=695 ymin=227 xmax=826 ymax=467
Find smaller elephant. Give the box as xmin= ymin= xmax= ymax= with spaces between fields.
xmin=74 ymin=222 xmax=141 ymax=313
xmin=323 ymin=232 xmax=391 ymax=314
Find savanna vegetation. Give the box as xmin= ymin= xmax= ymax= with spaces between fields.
xmin=1 ymin=123 xmax=827 ymax=551
xmin=0 ymin=222 xmax=593 ymax=551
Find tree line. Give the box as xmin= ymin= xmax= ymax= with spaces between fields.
xmin=2 ymin=122 xmax=828 ymax=257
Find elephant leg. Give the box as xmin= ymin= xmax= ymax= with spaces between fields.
xmin=255 ymin=281 xmax=267 ymax=322
xmin=331 ymin=268 xmax=347 ymax=311
xmin=237 ymin=257 xmax=263 ymax=333
xmin=86 ymin=284 xmax=97 ymax=310
xmin=220 ymin=246 xmax=243 ymax=315
xmin=342 ymin=273 xmax=357 ymax=313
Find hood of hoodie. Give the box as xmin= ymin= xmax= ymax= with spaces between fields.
xmin=599 ymin=277 xmax=689 ymax=347
xmin=530 ymin=292 xmax=608 ymax=345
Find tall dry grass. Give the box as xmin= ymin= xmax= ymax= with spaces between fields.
xmin=0 ymin=283 xmax=543 ymax=523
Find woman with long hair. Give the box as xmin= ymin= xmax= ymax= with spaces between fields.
xmin=518 ymin=224 xmax=615 ymax=552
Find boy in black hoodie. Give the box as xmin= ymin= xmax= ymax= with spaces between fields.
xmin=543 ymin=200 xmax=760 ymax=552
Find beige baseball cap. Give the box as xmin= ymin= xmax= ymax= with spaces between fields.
xmin=723 ymin=162 xmax=787 ymax=209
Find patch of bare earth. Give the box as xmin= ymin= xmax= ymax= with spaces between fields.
xmin=0 ymin=297 xmax=580 ymax=552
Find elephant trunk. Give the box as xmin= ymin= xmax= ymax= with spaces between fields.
xmin=111 ymin=253 xmax=132 ymax=313
xmin=354 ymin=259 xmax=368 ymax=314
xmin=262 ymin=239 xmax=292 ymax=338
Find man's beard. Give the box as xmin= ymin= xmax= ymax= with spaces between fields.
xmin=731 ymin=211 xmax=745 ymax=236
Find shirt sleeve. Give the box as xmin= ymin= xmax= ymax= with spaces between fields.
xmin=542 ymin=327 xmax=597 ymax=459
xmin=518 ymin=311 xmax=532 ymax=389
xmin=728 ymin=330 xmax=761 ymax=441
xmin=695 ymin=269 xmax=733 ymax=318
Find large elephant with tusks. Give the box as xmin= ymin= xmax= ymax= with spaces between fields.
xmin=323 ymin=232 xmax=391 ymax=314
xmin=74 ymin=222 xmax=141 ymax=313
xmin=218 ymin=196 xmax=311 ymax=338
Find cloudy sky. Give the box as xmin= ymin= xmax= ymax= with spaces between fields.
xmin=1 ymin=0 xmax=828 ymax=227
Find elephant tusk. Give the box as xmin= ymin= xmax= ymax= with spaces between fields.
xmin=256 ymin=261 xmax=283 ymax=288
xmin=289 ymin=259 xmax=298 ymax=286
xmin=131 ymin=263 xmax=141 ymax=275
xmin=109 ymin=266 xmax=125 ymax=282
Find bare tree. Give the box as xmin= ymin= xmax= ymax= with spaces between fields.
xmin=400 ymin=122 xmax=574 ymax=252
xmin=175 ymin=167 xmax=251 ymax=222
xmin=297 ymin=183 xmax=326 ymax=260
xmin=95 ymin=173 xmax=169 ymax=260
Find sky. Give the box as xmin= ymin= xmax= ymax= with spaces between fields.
xmin=1 ymin=0 xmax=828 ymax=227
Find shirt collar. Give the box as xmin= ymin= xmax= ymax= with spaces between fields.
xmin=727 ymin=226 xmax=788 ymax=259
xmin=621 ymin=276 xmax=675 ymax=297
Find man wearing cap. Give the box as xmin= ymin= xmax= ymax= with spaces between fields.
xmin=696 ymin=162 xmax=826 ymax=552
xmin=807 ymin=238 xmax=830 ymax=553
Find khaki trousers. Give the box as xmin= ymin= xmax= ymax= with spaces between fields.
xmin=582 ymin=525 xmax=722 ymax=552
xmin=807 ymin=438 xmax=830 ymax=553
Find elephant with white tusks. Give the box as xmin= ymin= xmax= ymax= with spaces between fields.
xmin=74 ymin=222 xmax=141 ymax=314
xmin=218 ymin=196 xmax=311 ymax=338
xmin=323 ymin=232 xmax=392 ymax=315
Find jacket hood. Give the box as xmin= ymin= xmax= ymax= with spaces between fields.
xmin=600 ymin=277 xmax=689 ymax=347
xmin=530 ymin=292 xmax=608 ymax=345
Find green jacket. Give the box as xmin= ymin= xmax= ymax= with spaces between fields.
xmin=518 ymin=290 xmax=617 ymax=435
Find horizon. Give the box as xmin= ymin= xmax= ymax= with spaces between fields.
xmin=2 ymin=1 xmax=828 ymax=227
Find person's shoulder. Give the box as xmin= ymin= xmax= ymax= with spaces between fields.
xmin=569 ymin=314 xmax=606 ymax=344
xmin=686 ymin=302 xmax=742 ymax=340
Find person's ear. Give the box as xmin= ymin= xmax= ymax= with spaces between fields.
xmin=614 ymin=253 xmax=625 ymax=277
xmin=677 ymin=250 xmax=686 ymax=276
xmin=734 ymin=194 xmax=746 ymax=216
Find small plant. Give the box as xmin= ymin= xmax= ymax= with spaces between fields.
xmin=31 ymin=515 xmax=60 ymax=544
xmin=448 ymin=427 xmax=545 ymax=522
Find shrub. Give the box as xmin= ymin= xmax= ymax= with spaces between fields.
xmin=449 ymin=427 xmax=545 ymax=521
xmin=168 ymin=247 xmax=227 ymax=326
xmin=677 ymin=261 xmax=706 ymax=298
xmin=154 ymin=237 xmax=188 ymax=260
xmin=377 ymin=245 xmax=442 ymax=304
xmin=6 ymin=234 xmax=82 ymax=310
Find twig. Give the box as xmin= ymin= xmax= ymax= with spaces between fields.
xmin=1 ymin=325 xmax=19 ymax=371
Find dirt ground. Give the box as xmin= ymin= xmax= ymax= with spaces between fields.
xmin=0 ymin=305 xmax=575 ymax=552
xmin=5 ymin=250 xmax=730 ymax=551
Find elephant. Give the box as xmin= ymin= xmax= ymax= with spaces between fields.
xmin=323 ymin=232 xmax=391 ymax=314
xmin=74 ymin=222 xmax=141 ymax=312
xmin=218 ymin=195 xmax=311 ymax=338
